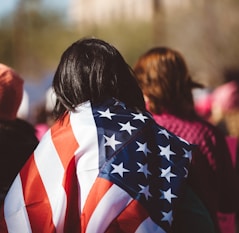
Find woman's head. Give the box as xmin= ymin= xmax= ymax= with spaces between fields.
xmin=53 ymin=38 xmax=145 ymax=119
xmin=134 ymin=47 xmax=202 ymax=117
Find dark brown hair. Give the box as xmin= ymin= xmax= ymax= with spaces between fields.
xmin=53 ymin=38 xmax=145 ymax=120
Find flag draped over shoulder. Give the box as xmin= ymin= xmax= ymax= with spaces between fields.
xmin=0 ymin=98 xmax=192 ymax=233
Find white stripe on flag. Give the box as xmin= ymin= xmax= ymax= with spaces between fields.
xmin=71 ymin=101 xmax=103 ymax=210
xmin=135 ymin=217 xmax=166 ymax=233
xmin=34 ymin=130 xmax=66 ymax=233
xmin=85 ymin=184 xmax=132 ymax=233
xmin=4 ymin=175 xmax=32 ymax=233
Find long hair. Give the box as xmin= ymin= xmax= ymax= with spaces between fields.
xmin=134 ymin=47 xmax=202 ymax=118
xmin=52 ymin=38 xmax=145 ymax=119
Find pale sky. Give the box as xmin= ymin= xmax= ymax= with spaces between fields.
xmin=0 ymin=0 xmax=68 ymax=18
xmin=0 ymin=0 xmax=19 ymax=17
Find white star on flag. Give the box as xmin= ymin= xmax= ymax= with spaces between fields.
xmin=136 ymin=141 xmax=152 ymax=156
xmin=158 ymin=145 xmax=176 ymax=161
xmin=158 ymin=129 xmax=171 ymax=139
xmin=111 ymin=162 xmax=130 ymax=177
xmin=98 ymin=108 xmax=116 ymax=119
xmin=139 ymin=184 xmax=152 ymax=200
xmin=104 ymin=134 xmax=121 ymax=150
xmin=118 ymin=121 xmax=137 ymax=135
xmin=160 ymin=188 xmax=177 ymax=203
xmin=161 ymin=210 xmax=173 ymax=225
xmin=183 ymin=148 xmax=192 ymax=162
xmin=160 ymin=166 xmax=176 ymax=182
xmin=131 ymin=113 xmax=148 ymax=122
xmin=137 ymin=162 xmax=152 ymax=178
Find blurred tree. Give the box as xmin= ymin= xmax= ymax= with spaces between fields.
xmin=152 ymin=0 xmax=166 ymax=45
xmin=0 ymin=0 xmax=79 ymax=80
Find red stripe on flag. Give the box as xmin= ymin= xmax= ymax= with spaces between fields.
xmin=51 ymin=114 xmax=81 ymax=232
xmin=81 ymin=178 xmax=113 ymax=232
xmin=63 ymin=157 xmax=81 ymax=233
xmin=51 ymin=115 xmax=79 ymax=170
xmin=105 ymin=199 xmax=149 ymax=233
xmin=20 ymin=155 xmax=56 ymax=233
xmin=0 ymin=204 xmax=8 ymax=233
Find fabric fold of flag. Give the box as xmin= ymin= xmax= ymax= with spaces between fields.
xmin=0 ymin=98 xmax=192 ymax=233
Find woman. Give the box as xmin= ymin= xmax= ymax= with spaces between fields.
xmin=133 ymin=47 xmax=239 ymax=233
xmin=0 ymin=39 xmax=192 ymax=233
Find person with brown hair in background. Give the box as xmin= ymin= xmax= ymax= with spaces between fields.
xmin=133 ymin=47 xmax=239 ymax=233
xmin=0 ymin=63 xmax=39 ymax=204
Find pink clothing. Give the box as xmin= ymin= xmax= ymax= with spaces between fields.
xmin=35 ymin=123 xmax=49 ymax=140
xmin=151 ymin=112 xmax=239 ymax=233
xmin=152 ymin=113 xmax=230 ymax=170
xmin=226 ymin=136 xmax=238 ymax=168
xmin=212 ymin=81 xmax=239 ymax=112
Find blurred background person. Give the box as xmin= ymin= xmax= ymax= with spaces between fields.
xmin=210 ymin=80 xmax=239 ymax=166
xmin=133 ymin=47 xmax=239 ymax=233
xmin=0 ymin=63 xmax=39 ymax=204
xmin=17 ymin=89 xmax=30 ymax=120
xmin=211 ymin=80 xmax=239 ymax=137
xmin=210 ymin=79 xmax=239 ymax=233
xmin=33 ymin=87 xmax=56 ymax=140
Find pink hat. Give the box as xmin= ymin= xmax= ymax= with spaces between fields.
xmin=212 ymin=81 xmax=239 ymax=112
xmin=0 ymin=64 xmax=23 ymax=120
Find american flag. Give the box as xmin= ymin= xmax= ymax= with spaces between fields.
xmin=0 ymin=98 xmax=192 ymax=233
